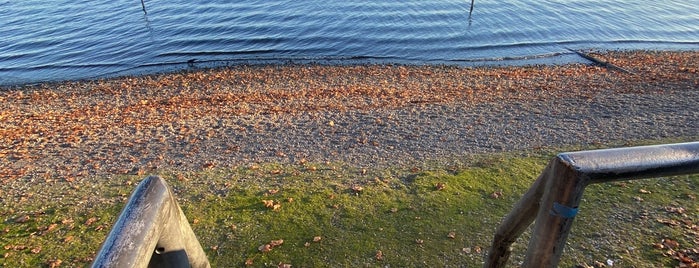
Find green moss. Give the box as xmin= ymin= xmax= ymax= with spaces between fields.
xmin=1 ymin=152 xmax=697 ymax=267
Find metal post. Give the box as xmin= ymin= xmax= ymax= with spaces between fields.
xmin=92 ymin=176 xmax=210 ymax=268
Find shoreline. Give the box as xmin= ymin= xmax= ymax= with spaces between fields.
xmin=2 ymin=48 xmax=696 ymax=90
xmin=1 ymin=50 xmax=698 ymax=184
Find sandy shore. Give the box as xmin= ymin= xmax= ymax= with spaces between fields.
xmin=1 ymin=50 xmax=698 ymax=185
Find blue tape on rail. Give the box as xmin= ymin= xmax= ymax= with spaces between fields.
xmin=550 ymin=202 xmax=579 ymax=218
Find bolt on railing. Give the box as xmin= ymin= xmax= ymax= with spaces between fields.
xmin=485 ymin=141 xmax=699 ymax=267
xmin=92 ymin=176 xmax=210 ymax=268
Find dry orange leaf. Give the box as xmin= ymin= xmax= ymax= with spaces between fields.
xmin=435 ymin=182 xmax=446 ymax=191
xmin=262 ymin=200 xmax=275 ymax=208
xmin=375 ymin=250 xmax=384 ymax=261
xmin=351 ymin=185 xmax=364 ymax=193
xmin=47 ymin=259 xmax=63 ymax=268
xmin=84 ymin=217 xmax=97 ymax=226
xmin=270 ymin=239 xmax=284 ymax=247
xmin=491 ymin=190 xmax=503 ymax=199
xmin=447 ymin=232 xmax=456 ymax=239
xmin=258 ymin=244 xmax=271 ymax=253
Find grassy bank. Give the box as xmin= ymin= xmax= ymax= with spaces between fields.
xmin=1 ymin=151 xmax=697 ymax=267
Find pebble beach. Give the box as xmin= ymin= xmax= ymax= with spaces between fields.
xmin=1 ymin=50 xmax=698 ymax=186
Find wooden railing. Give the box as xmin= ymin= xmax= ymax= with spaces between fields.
xmin=92 ymin=176 xmax=210 ymax=268
xmin=485 ymin=142 xmax=699 ymax=267
xmin=90 ymin=142 xmax=699 ymax=267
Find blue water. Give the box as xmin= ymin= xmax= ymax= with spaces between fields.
xmin=1 ymin=0 xmax=698 ymax=85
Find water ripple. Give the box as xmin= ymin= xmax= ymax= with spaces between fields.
xmin=1 ymin=0 xmax=698 ymax=85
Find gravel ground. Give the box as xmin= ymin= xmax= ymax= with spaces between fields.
xmin=1 ymin=50 xmax=698 ymax=186
xmin=166 ymin=89 xmax=699 ymax=169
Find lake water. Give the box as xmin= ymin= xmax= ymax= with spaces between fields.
xmin=1 ymin=0 xmax=698 ymax=85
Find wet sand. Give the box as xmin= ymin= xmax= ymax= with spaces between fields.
xmin=0 ymin=50 xmax=698 ymax=185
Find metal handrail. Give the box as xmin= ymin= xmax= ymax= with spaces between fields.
xmin=485 ymin=141 xmax=699 ymax=267
xmin=92 ymin=176 xmax=210 ymax=268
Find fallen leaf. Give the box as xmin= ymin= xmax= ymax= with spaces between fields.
xmin=658 ymin=218 xmax=680 ymax=226
xmin=84 ymin=217 xmax=97 ymax=226
xmin=270 ymin=239 xmax=284 ymax=247
xmin=375 ymin=250 xmax=384 ymax=261
xmin=665 ymin=206 xmax=686 ymax=214
xmin=262 ymin=200 xmax=276 ymax=208
xmin=258 ymin=244 xmax=272 ymax=252
xmin=662 ymin=238 xmax=679 ymax=249
xmin=447 ymin=232 xmax=456 ymax=239
xmin=47 ymin=259 xmax=62 ymax=268
xmin=351 ymin=185 xmax=363 ymax=193
xmin=45 ymin=223 xmax=58 ymax=233
xmin=435 ymin=182 xmax=446 ymax=191
xmin=5 ymin=245 xmax=27 ymax=251
xmin=491 ymin=190 xmax=503 ymax=199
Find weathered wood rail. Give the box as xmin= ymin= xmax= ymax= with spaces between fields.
xmin=485 ymin=141 xmax=699 ymax=267
xmin=91 ymin=142 xmax=699 ymax=267
xmin=92 ymin=176 xmax=210 ymax=268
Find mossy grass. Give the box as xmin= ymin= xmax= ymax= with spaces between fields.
xmin=1 ymin=148 xmax=697 ymax=267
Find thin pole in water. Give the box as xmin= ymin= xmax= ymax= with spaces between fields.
xmin=141 ymin=0 xmax=147 ymax=14
xmin=469 ymin=0 xmax=475 ymax=16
